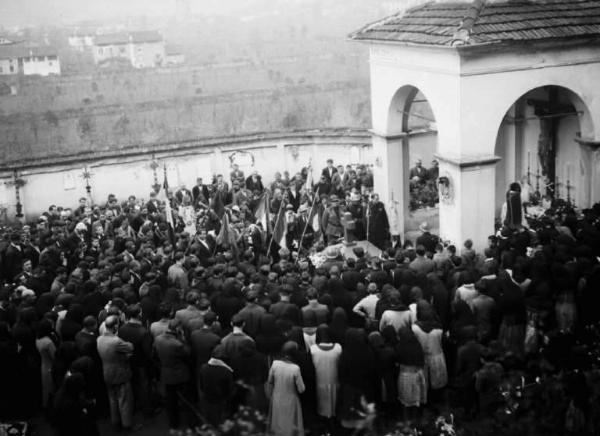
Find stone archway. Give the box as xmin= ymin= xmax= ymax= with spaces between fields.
xmin=371 ymin=84 xmax=440 ymax=241
xmin=494 ymin=85 xmax=596 ymax=214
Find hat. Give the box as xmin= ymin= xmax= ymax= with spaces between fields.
xmin=20 ymin=288 xmax=36 ymax=298
xmin=325 ymin=246 xmax=339 ymax=259
xmin=349 ymin=192 xmax=361 ymax=202
xmin=352 ymin=246 xmax=365 ymax=258
xmin=419 ymin=222 xmax=430 ymax=232
xmin=231 ymin=205 xmax=240 ymax=213
xmin=286 ymin=204 xmax=294 ymax=210
xmin=298 ymin=205 xmax=308 ymax=214
xmin=279 ymin=247 xmax=290 ymax=258
xmin=75 ymin=222 xmax=87 ymax=232
xmin=330 ymin=195 xmax=339 ymax=202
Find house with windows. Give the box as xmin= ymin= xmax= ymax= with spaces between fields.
xmin=92 ymin=30 xmax=165 ymax=68
xmin=0 ymin=44 xmax=61 ymax=76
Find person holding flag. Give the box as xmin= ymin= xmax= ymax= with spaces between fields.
xmin=158 ymin=164 xmax=177 ymax=248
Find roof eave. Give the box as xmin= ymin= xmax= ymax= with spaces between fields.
xmin=347 ymin=36 xmax=458 ymax=50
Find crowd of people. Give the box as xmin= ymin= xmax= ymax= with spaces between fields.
xmin=0 ymin=158 xmax=599 ymax=436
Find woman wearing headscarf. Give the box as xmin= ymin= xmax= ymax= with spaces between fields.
xmin=338 ymin=328 xmax=376 ymax=431
xmin=230 ymin=339 xmax=269 ymax=412
xmin=310 ymin=325 xmax=342 ymax=429
xmin=411 ymin=301 xmax=447 ymax=392
xmin=286 ymin=325 xmax=316 ymax=421
xmin=52 ymin=372 xmax=98 ymax=436
xmin=396 ymin=326 xmax=427 ymax=418
xmin=426 ymin=273 xmax=450 ymax=330
xmin=60 ymin=303 xmax=84 ymax=342
xmin=13 ymin=306 xmax=42 ymax=416
xmin=497 ymin=263 xmax=527 ymax=358
xmin=328 ymin=307 xmax=348 ymax=347
xmin=36 ymin=318 xmax=58 ymax=409
xmin=368 ymin=330 xmax=398 ymax=411
xmin=0 ymin=321 xmax=20 ymax=418
xmin=379 ymin=292 xmax=412 ymax=332
xmin=302 ymin=310 xmax=318 ymax=350
xmin=256 ymin=313 xmax=286 ymax=365
xmin=267 ymin=341 xmax=306 ymax=436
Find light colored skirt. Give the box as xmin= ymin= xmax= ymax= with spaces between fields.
xmin=397 ymin=365 xmax=427 ymax=407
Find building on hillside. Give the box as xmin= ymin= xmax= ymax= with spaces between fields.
xmin=68 ymin=30 xmax=96 ymax=51
xmin=92 ymin=31 xmax=166 ymax=68
xmin=165 ymin=45 xmax=185 ymax=65
xmin=0 ymin=44 xmax=61 ymax=76
xmin=0 ymin=36 xmax=16 ymax=45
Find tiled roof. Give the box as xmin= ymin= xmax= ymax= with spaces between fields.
xmin=130 ymin=30 xmax=163 ymax=44
xmin=94 ymin=32 xmax=129 ymax=46
xmin=350 ymin=0 xmax=600 ymax=47
xmin=94 ymin=31 xmax=163 ymax=46
xmin=0 ymin=43 xmax=58 ymax=60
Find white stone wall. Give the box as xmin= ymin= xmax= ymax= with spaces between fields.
xmin=0 ymin=130 xmax=434 ymax=222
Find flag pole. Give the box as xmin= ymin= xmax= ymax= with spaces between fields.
xmin=267 ymin=196 xmax=286 ymax=259
xmin=296 ymin=187 xmax=320 ymax=262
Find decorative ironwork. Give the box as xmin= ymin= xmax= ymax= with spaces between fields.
xmin=149 ymin=154 xmax=161 ymax=192
xmin=4 ymin=170 xmax=27 ymax=219
xmin=80 ymin=165 xmax=94 ymax=204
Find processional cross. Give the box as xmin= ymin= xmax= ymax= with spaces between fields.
xmin=80 ymin=165 xmax=94 ymax=205
xmin=4 ymin=170 xmax=27 ymax=219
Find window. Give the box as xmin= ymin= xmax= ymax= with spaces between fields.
xmin=47 ymin=55 xmax=57 ymax=60
xmin=0 ymin=66 xmax=3 ymax=73
xmin=119 ymin=47 xmax=125 ymax=54
xmin=49 ymin=62 xmax=53 ymax=66
xmin=10 ymin=65 xmax=15 ymax=72
xmin=98 ymin=48 xmax=103 ymax=55
xmin=137 ymin=46 xmax=142 ymax=52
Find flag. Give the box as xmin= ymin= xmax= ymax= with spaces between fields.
xmin=253 ymin=193 xmax=270 ymax=234
xmin=272 ymin=205 xmax=287 ymax=248
xmin=303 ymin=159 xmax=313 ymax=193
xmin=310 ymin=206 xmax=320 ymax=233
xmin=212 ymin=190 xmax=225 ymax=219
xmin=216 ymin=211 xmax=238 ymax=255
xmin=159 ymin=165 xmax=176 ymax=246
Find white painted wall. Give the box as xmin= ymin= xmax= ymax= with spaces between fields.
xmin=0 ymin=130 xmax=435 ymax=222
xmin=365 ymin=40 xmax=600 ymax=249
xmin=22 ymin=56 xmax=61 ymax=76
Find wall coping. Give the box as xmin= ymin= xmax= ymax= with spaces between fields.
xmin=0 ymin=128 xmax=374 ymax=172
xmin=435 ymin=153 xmax=501 ymax=169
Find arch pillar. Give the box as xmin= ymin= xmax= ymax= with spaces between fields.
xmin=436 ymin=154 xmax=500 ymax=250
xmin=371 ymin=131 xmax=410 ymax=239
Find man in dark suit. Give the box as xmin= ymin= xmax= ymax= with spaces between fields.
xmin=192 ymin=177 xmax=210 ymax=208
xmin=154 ymin=319 xmax=192 ymax=430
xmin=118 ymin=304 xmax=153 ymax=417
xmin=191 ymin=229 xmax=215 ymax=266
xmin=286 ymin=179 xmax=302 ymax=212
xmin=416 ymin=221 xmax=439 ymax=255
xmin=146 ymin=191 xmax=160 ymax=214
xmin=2 ymin=232 xmax=23 ymax=282
xmin=409 ymin=159 xmax=427 ymax=183
xmin=321 ymin=158 xmax=337 ymax=184
xmin=229 ymin=164 xmax=245 ymax=185
xmin=245 ymin=171 xmax=264 ymax=193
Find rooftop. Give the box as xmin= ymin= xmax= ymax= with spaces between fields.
xmin=0 ymin=43 xmax=58 ymax=60
xmin=349 ymin=0 xmax=600 ymax=47
xmin=94 ymin=30 xmax=163 ymax=46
